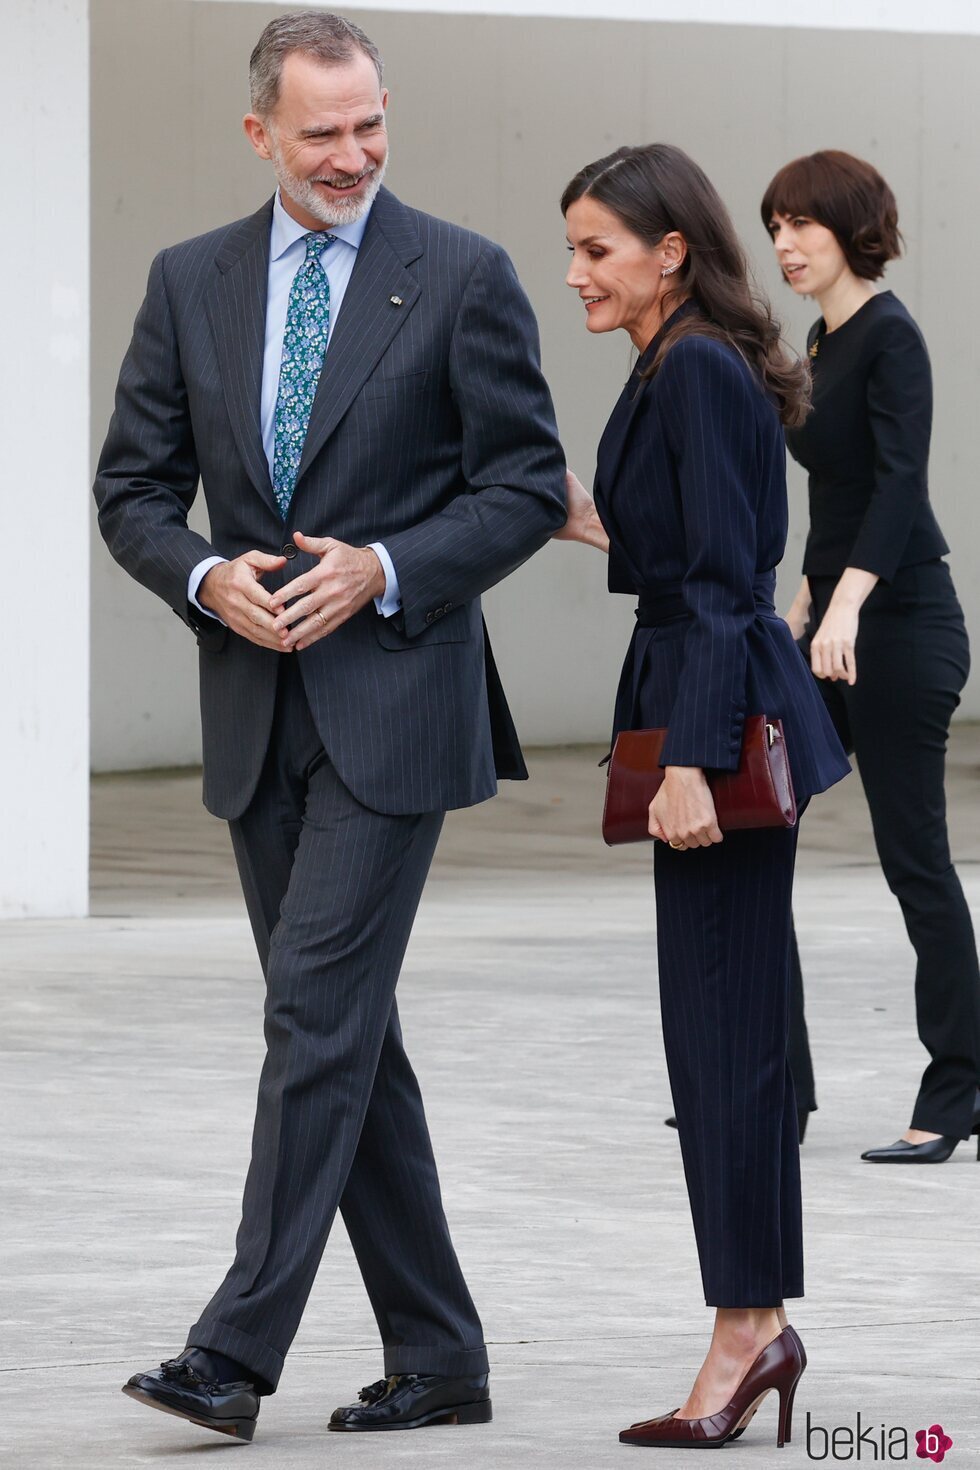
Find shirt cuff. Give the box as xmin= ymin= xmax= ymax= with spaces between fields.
xmin=188 ymin=556 xmax=228 ymax=622
xmin=368 ymin=542 xmax=402 ymax=617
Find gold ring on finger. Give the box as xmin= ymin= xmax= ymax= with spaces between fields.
xmin=668 ymin=839 xmax=685 ymax=850
xmin=315 ymin=610 xmax=327 ymax=629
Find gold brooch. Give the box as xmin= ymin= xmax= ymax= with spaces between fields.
xmin=808 ymin=340 xmax=820 ymax=359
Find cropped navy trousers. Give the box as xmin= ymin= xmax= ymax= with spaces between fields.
xmin=655 ymin=818 xmax=803 ymax=1307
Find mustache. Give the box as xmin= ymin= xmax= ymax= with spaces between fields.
xmin=311 ymin=165 xmax=376 ymax=188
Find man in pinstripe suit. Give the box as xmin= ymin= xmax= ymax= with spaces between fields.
xmin=94 ymin=11 xmax=565 ymax=1442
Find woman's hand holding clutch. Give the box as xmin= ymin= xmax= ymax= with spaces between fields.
xmin=552 ymin=470 xmax=610 ymax=553
xmin=649 ymin=767 xmax=724 ymax=850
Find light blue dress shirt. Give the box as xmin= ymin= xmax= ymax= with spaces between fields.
xmin=189 ymin=191 xmax=400 ymax=620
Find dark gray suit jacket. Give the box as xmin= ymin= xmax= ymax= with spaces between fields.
xmin=94 ymin=188 xmax=566 ymax=818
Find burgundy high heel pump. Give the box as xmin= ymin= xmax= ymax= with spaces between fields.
xmin=619 ymin=1324 xmax=807 ymax=1449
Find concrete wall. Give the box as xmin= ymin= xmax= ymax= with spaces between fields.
xmin=90 ymin=2 xmax=980 ymax=769
xmin=200 ymin=0 xmax=980 ymax=36
xmin=1 ymin=0 xmax=89 ymax=916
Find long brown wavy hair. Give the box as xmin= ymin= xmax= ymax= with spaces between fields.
xmin=561 ymin=143 xmax=810 ymax=428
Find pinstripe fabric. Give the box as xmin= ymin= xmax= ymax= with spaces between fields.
xmin=93 ymin=190 xmax=564 ymax=1393
xmin=655 ymin=823 xmax=804 ymax=1305
xmin=595 ymin=327 xmax=850 ymax=799
xmin=93 ymin=188 xmax=566 ymax=820
xmin=188 ymin=659 xmax=486 ymax=1392
xmin=594 ymin=319 xmax=849 ymax=1307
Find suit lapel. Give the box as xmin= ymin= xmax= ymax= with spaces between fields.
xmin=205 ymin=199 xmax=278 ymax=515
xmin=597 ymin=300 xmax=702 ymax=511
xmin=293 ymin=189 xmax=423 ymax=488
xmin=596 ymin=375 xmax=649 ymax=505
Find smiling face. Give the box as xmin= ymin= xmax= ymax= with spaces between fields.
xmin=244 ymin=50 xmax=388 ymax=229
xmin=767 ymin=213 xmax=853 ymax=298
xmin=565 ymin=196 xmax=685 ymax=351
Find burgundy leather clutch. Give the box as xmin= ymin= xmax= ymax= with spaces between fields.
xmin=602 ymin=716 xmax=797 ymax=846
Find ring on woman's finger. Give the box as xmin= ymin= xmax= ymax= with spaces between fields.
xmin=668 ymin=839 xmax=686 ymax=850
xmin=315 ymin=609 xmax=327 ymax=629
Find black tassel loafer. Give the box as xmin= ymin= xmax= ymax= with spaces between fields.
xmin=329 ymin=1372 xmax=492 ymax=1431
xmin=121 ymin=1348 xmax=260 ymax=1441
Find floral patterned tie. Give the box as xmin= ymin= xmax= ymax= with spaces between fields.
xmin=272 ymin=231 xmax=336 ymax=518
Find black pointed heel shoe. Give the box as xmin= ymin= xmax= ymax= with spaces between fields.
xmin=861 ymin=1092 xmax=980 ymax=1163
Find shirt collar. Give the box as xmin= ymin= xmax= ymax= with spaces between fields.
xmin=270 ymin=188 xmax=371 ymax=261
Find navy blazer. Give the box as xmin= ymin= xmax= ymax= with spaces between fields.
xmin=594 ymin=312 xmax=849 ymax=804
xmin=94 ymin=189 xmax=566 ymax=819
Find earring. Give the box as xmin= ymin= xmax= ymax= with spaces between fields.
xmin=661 ymin=263 xmax=679 ymax=277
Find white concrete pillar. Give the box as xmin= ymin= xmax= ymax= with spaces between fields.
xmin=0 ymin=0 xmax=89 ymax=917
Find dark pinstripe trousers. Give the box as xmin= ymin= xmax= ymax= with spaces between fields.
xmin=187 ymin=659 xmax=488 ymax=1392
xmin=655 ymin=820 xmax=804 ymax=1307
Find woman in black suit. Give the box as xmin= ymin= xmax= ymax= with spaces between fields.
xmin=762 ymin=150 xmax=980 ymax=1162
xmin=556 ymin=144 xmax=849 ymax=1449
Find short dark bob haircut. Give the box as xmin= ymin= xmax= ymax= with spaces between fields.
xmin=761 ymin=150 xmax=902 ymax=282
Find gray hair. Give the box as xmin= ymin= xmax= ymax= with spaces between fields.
xmin=249 ymin=10 xmax=384 ymax=117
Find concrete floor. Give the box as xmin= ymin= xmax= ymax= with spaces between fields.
xmin=3 ymin=734 xmax=979 ymax=1469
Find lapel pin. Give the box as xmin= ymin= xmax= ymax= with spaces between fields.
xmin=389 ymin=295 xmax=403 ymax=307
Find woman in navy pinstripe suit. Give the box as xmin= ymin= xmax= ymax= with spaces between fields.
xmin=556 ymin=145 xmax=850 ymax=1449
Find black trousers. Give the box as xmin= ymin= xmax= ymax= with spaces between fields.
xmin=656 ymin=819 xmax=803 ymax=1307
xmin=187 ymin=658 xmax=487 ymax=1392
xmin=804 ymin=561 xmax=980 ymax=1138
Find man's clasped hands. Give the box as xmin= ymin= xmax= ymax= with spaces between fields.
xmin=199 ymin=530 xmax=386 ymax=652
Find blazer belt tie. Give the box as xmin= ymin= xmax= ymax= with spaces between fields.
xmin=635 ymin=572 xmax=777 ymax=628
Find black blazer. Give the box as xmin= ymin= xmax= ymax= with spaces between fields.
xmin=94 ymin=189 xmax=566 ymax=819
xmin=594 ymin=313 xmax=849 ymax=803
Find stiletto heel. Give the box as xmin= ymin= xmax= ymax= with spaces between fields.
xmin=777 ymin=1372 xmax=801 ymax=1446
xmin=619 ymin=1325 xmax=806 ymax=1449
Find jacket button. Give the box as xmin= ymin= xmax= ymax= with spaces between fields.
xmin=425 ymin=611 xmax=436 ymax=625
xmin=282 ymin=542 xmax=298 ymax=559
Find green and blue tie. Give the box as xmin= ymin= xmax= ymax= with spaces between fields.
xmin=273 ymin=231 xmax=336 ymax=518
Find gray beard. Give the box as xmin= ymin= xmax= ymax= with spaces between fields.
xmin=271 ymin=147 xmax=387 ymax=227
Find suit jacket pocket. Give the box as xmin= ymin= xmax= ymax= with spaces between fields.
xmin=375 ymin=604 xmax=470 ymax=649
xmin=360 ymin=370 xmax=429 ymax=400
